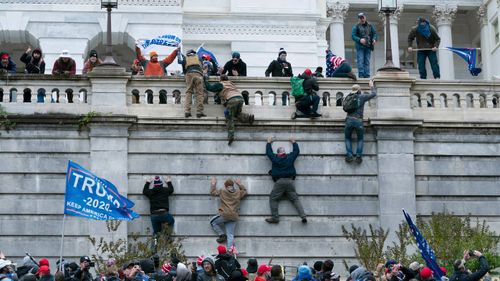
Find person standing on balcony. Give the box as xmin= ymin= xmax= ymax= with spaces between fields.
xmin=408 ymin=17 xmax=441 ymax=79
xmin=143 ymin=176 xmax=175 ymax=237
xmin=265 ymin=48 xmax=293 ymax=77
xmin=204 ymin=74 xmax=255 ymax=145
xmin=221 ymin=52 xmax=247 ymax=77
xmin=209 ymin=177 xmax=247 ymax=251
xmin=0 ymin=53 xmax=17 ymax=74
xmin=265 ymin=136 xmax=307 ymax=224
xmin=52 ymin=50 xmax=76 ymax=76
xmin=343 ymin=80 xmax=376 ymax=164
xmin=179 ymin=49 xmax=206 ymax=118
xmin=135 ymin=44 xmax=179 ymax=77
xmin=20 ymin=47 xmax=45 ymax=74
xmin=351 ymin=12 xmax=377 ymax=78
xmin=325 ymin=50 xmax=357 ymax=80
xmin=82 ymin=50 xmax=102 ymax=74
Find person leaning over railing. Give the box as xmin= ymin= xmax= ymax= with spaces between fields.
xmin=52 ymin=50 xmax=76 ymax=76
xmin=0 ymin=52 xmax=17 ymax=74
xmin=82 ymin=50 xmax=102 ymax=75
xmin=20 ymin=47 xmax=45 ymax=74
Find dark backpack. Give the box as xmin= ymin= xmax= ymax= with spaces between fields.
xmin=216 ymin=258 xmax=237 ymax=281
xmin=343 ymin=92 xmax=360 ymax=113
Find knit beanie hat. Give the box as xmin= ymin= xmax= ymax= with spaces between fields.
xmin=162 ymin=263 xmax=172 ymax=274
xmin=153 ymin=176 xmax=163 ymax=187
xmin=349 ymin=265 xmax=359 ymax=274
xmin=149 ymin=51 xmax=158 ymax=57
xmin=1 ymin=53 xmax=9 ymax=60
xmin=232 ymin=52 xmax=240 ymax=59
xmin=278 ymin=48 xmax=287 ymax=56
xmin=89 ymin=50 xmax=98 ymax=58
xmin=298 ymin=265 xmax=312 ymax=280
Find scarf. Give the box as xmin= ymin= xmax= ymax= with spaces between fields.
xmin=417 ymin=20 xmax=431 ymax=39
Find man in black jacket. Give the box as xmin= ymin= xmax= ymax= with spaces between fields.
xmin=450 ymin=250 xmax=489 ymax=281
xmin=221 ymin=52 xmax=247 ymax=77
xmin=265 ymin=48 xmax=293 ymax=77
xmin=143 ymin=176 xmax=175 ymax=235
xmin=293 ymin=69 xmax=321 ymax=119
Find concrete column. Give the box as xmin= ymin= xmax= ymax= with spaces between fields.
xmin=433 ymin=4 xmax=457 ymax=80
xmin=87 ymin=66 xmax=131 ymax=114
xmin=326 ymin=0 xmax=349 ymax=57
xmin=379 ymin=6 xmax=403 ymax=68
xmin=478 ymin=4 xmax=490 ymax=80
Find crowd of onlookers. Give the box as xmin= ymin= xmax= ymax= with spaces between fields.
xmin=0 ymin=249 xmax=490 ymax=281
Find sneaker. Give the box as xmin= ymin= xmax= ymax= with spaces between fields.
xmin=301 ymin=217 xmax=308 ymax=224
xmin=185 ymin=112 xmax=192 ymax=118
xmin=196 ymin=113 xmax=207 ymax=118
xmin=228 ymin=136 xmax=235 ymax=146
xmin=355 ymin=156 xmax=363 ymax=164
xmin=345 ymin=156 xmax=354 ymax=163
xmin=216 ymin=234 xmax=227 ymax=244
xmin=265 ymin=217 xmax=279 ymax=224
xmin=249 ymin=114 xmax=255 ymax=125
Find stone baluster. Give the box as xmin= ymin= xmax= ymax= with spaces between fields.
xmin=326 ymin=0 xmax=349 ymax=58
xmin=433 ymin=4 xmax=457 ymax=80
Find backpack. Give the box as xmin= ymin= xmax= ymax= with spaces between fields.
xmin=343 ymin=92 xmax=360 ymax=113
xmin=216 ymin=257 xmax=237 ymax=281
xmin=290 ymin=76 xmax=305 ymax=98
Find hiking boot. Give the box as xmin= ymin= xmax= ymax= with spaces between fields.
xmin=345 ymin=156 xmax=354 ymax=163
xmin=265 ymin=217 xmax=279 ymax=224
xmin=216 ymin=234 xmax=227 ymax=244
xmin=228 ymin=136 xmax=235 ymax=146
xmin=249 ymin=114 xmax=255 ymax=125
xmin=347 ymin=72 xmax=357 ymax=81
xmin=355 ymin=156 xmax=363 ymax=164
xmin=196 ymin=113 xmax=207 ymax=118
xmin=301 ymin=217 xmax=308 ymax=224
xmin=185 ymin=112 xmax=192 ymax=118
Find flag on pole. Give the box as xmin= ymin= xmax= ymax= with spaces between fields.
xmin=446 ymin=47 xmax=482 ymax=76
xmin=403 ymin=209 xmax=443 ymax=279
xmin=197 ymin=46 xmax=219 ymax=67
xmin=137 ymin=34 xmax=182 ymax=51
xmin=64 ymin=161 xmax=139 ymax=221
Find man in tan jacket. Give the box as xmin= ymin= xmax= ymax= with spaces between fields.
xmin=209 ymin=177 xmax=247 ymax=251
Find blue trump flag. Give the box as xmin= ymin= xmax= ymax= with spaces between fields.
xmin=197 ymin=46 xmax=219 ymax=67
xmin=139 ymin=34 xmax=182 ymax=50
xmin=403 ymin=209 xmax=443 ymax=279
xmin=446 ymin=47 xmax=482 ymax=76
xmin=64 ymin=161 xmax=139 ymax=221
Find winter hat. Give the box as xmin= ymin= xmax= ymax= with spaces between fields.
xmin=440 ymin=267 xmax=447 ymax=276
xmin=149 ymin=51 xmax=158 ymax=58
xmin=39 ymin=258 xmax=50 ymax=267
xmin=217 ymin=245 xmax=227 ymax=254
xmin=278 ymin=48 xmax=287 ymax=56
xmin=89 ymin=50 xmax=98 ymax=58
xmin=232 ymin=52 xmax=240 ymax=59
xmin=1 ymin=53 xmax=9 ymax=60
xmin=313 ymin=261 xmax=323 ymax=272
xmin=303 ymin=69 xmax=312 ymax=76
xmin=80 ymin=256 xmax=91 ymax=263
xmin=298 ymin=265 xmax=312 ymax=280
xmin=352 ymin=84 xmax=361 ymax=92
xmin=420 ymin=268 xmax=433 ymax=280
xmin=348 ymin=265 xmax=359 ymax=274
xmin=37 ymin=265 xmax=50 ymax=275
xmin=0 ymin=259 xmax=12 ymax=270
xmin=409 ymin=262 xmax=421 ymax=271
xmin=257 ymin=264 xmax=271 ymax=275
xmin=357 ymin=12 xmax=366 ymax=18
xmin=196 ymin=256 xmax=204 ymax=266
xmin=246 ymin=258 xmax=258 ymax=273
xmin=224 ymin=179 xmax=234 ymax=187
xmin=162 ymin=263 xmax=172 ymax=274
xmin=153 ymin=176 xmax=163 ymax=187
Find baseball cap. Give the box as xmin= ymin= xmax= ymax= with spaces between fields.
xmin=257 ymin=264 xmax=271 ymax=275
xmin=358 ymin=12 xmax=366 ymax=18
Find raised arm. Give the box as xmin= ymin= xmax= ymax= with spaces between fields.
xmin=162 ymin=47 xmax=179 ymax=65
xmin=210 ymin=177 xmax=220 ymax=196
xmin=234 ymin=178 xmax=247 ymax=199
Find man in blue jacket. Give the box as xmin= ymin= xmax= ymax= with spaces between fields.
xmin=265 ymin=136 xmax=306 ymax=224
xmin=351 ymin=12 xmax=377 ymax=78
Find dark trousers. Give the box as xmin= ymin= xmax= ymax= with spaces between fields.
xmin=150 ymin=212 xmax=175 ymax=234
xmin=269 ymin=178 xmax=306 ymax=219
xmin=417 ymin=50 xmax=440 ymax=79
xmin=331 ymin=62 xmax=352 ymax=78
xmin=296 ymin=94 xmax=320 ymax=116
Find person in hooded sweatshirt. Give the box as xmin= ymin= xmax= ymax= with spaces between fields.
xmin=292 ymin=265 xmax=316 ymax=281
xmin=349 ymin=265 xmax=372 ymax=281
xmin=214 ymin=246 xmax=241 ymax=281
xmin=265 ymin=136 xmax=306 ymax=224
xmin=82 ymin=50 xmax=102 ymax=74
xmin=176 ymin=263 xmax=192 ymax=281
xmin=20 ymin=47 xmax=45 ymax=74
xmin=197 ymin=257 xmax=225 ymax=281
xmin=265 ymin=48 xmax=292 ymax=77
xmin=16 ymin=256 xmax=39 ymax=280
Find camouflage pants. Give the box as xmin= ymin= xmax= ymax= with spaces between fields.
xmin=226 ymin=97 xmax=251 ymax=138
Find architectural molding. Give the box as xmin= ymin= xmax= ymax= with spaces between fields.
xmin=477 ymin=4 xmax=488 ymax=26
xmin=0 ymin=0 xmax=181 ymax=5
xmin=433 ymin=4 xmax=457 ymax=26
xmin=326 ymin=0 xmax=349 ymax=23
xmin=378 ymin=5 xmax=404 ymax=24
xmin=182 ymin=24 xmax=316 ymax=36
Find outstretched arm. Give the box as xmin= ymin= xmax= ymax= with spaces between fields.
xmin=162 ymin=47 xmax=179 ymax=64
xmin=136 ymin=46 xmax=145 ymax=62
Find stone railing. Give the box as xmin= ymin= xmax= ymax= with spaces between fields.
xmin=0 ymin=0 xmax=181 ymax=5
xmin=1 ymin=71 xmax=499 ymax=122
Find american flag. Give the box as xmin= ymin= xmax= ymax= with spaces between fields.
xmin=403 ymin=209 xmax=444 ymax=279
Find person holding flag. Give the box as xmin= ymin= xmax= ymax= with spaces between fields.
xmin=408 ymin=17 xmax=441 ymax=79
xmin=135 ymin=42 xmax=180 ymax=77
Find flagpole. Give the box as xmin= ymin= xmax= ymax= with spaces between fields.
xmin=411 ymin=48 xmax=481 ymax=51
xmin=59 ymin=214 xmax=66 ymax=272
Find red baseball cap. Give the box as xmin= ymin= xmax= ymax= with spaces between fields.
xmin=257 ymin=264 xmax=271 ymax=275
xmin=217 ymin=245 xmax=227 ymax=254
xmin=37 ymin=265 xmax=50 ymax=275
xmin=420 ymin=267 xmax=433 ymax=280
xmin=0 ymin=54 xmax=9 ymax=60
xmin=304 ymin=69 xmax=312 ymax=76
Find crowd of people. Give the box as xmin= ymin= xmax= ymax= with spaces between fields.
xmin=0 ymin=249 xmax=490 ymax=281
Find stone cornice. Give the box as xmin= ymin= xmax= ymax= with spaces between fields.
xmin=477 ymin=4 xmax=488 ymax=26
xmin=326 ymin=0 xmax=349 ymax=23
xmin=0 ymin=0 xmax=181 ymax=5
xmin=378 ymin=6 xmax=404 ymax=24
xmin=182 ymin=24 xmax=316 ymax=37
xmin=433 ymin=4 xmax=457 ymax=26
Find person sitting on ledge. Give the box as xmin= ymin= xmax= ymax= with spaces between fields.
xmin=325 ymin=50 xmax=356 ymax=80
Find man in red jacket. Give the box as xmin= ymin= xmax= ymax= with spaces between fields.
xmin=135 ymin=46 xmax=179 ymax=77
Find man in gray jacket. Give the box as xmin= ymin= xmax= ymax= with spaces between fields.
xmin=197 ymin=257 xmax=225 ymax=281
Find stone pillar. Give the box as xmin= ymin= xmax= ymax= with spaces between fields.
xmin=433 ymin=4 xmax=457 ymax=80
xmin=379 ymin=6 xmax=403 ymax=67
xmin=87 ymin=66 xmax=131 ymax=114
xmin=371 ymin=72 xmax=422 ymax=243
xmin=317 ymin=18 xmax=331 ymax=67
xmin=326 ymin=0 xmax=349 ymax=58
xmin=478 ymin=4 xmax=490 ymax=80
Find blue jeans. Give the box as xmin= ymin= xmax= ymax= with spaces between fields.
xmin=356 ymin=45 xmax=371 ymax=78
xmin=150 ymin=212 xmax=175 ymax=234
xmin=210 ymin=214 xmax=237 ymax=249
xmin=344 ymin=117 xmax=364 ymax=157
xmin=417 ymin=50 xmax=440 ymax=79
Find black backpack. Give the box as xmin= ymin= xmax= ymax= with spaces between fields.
xmin=343 ymin=92 xmax=360 ymax=113
xmin=216 ymin=257 xmax=237 ymax=281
